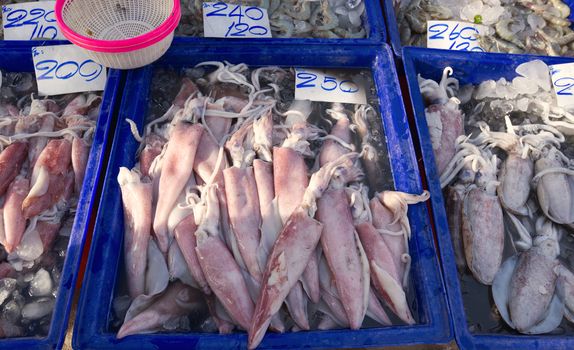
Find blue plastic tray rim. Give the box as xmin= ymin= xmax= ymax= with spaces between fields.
xmin=402 ymin=46 xmax=574 ymax=350
xmin=73 ymin=43 xmax=451 ymax=349
xmin=0 ymin=45 xmax=122 ymax=349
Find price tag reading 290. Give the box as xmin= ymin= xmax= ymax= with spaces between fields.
xmin=32 ymin=45 xmax=107 ymax=96
xmin=2 ymin=1 xmax=66 ymax=41
xmin=203 ymin=2 xmax=272 ymax=38
xmin=294 ymin=68 xmax=367 ymax=105
xmin=427 ymin=20 xmax=486 ymax=52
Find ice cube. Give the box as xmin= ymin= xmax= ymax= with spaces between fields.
xmin=512 ymin=76 xmax=539 ymax=95
xmin=15 ymin=227 xmax=44 ymax=262
xmin=21 ymin=298 xmax=55 ymax=320
xmin=0 ymin=278 xmax=17 ymax=306
xmin=482 ymin=6 xmax=505 ymax=25
xmin=30 ymin=269 xmax=52 ymax=297
xmin=516 ymin=60 xmax=551 ymax=92
xmin=474 ymin=80 xmax=497 ymax=100
xmin=460 ymin=0 xmax=483 ymax=22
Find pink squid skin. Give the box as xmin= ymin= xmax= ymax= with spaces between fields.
xmin=462 ymin=188 xmax=504 ymax=285
xmin=0 ymin=262 xmax=15 ymax=279
xmin=173 ymin=78 xmax=200 ymax=108
xmin=249 ymin=208 xmax=323 ymax=349
xmin=62 ymin=94 xmax=102 ymax=117
xmin=174 ymin=214 xmax=211 ymax=295
xmin=253 ymin=160 xmax=274 ymax=219
xmin=205 ymin=294 xmax=236 ymax=334
xmin=28 ymin=114 xmax=55 ymax=168
xmin=356 ymin=222 xmax=415 ymax=325
xmin=153 ymin=122 xmax=204 ymax=253
xmin=71 ymin=137 xmax=90 ymax=194
xmin=196 ymin=235 xmax=255 ymax=330
xmin=3 ymin=177 xmax=29 ymax=253
xmin=223 ymin=166 xmax=263 ymax=282
xmin=37 ymin=221 xmax=61 ymax=252
xmin=426 ymin=102 xmax=464 ymax=176
xmin=117 ymin=282 xmax=205 ymax=339
xmin=118 ymin=168 xmax=153 ymax=299
xmin=139 ymin=133 xmax=166 ymax=178
xmin=285 ymin=282 xmax=310 ymax=330
xmin=0 ymin=142 xmax=28 ymax=196
xmin=498 ymin=153 xmax=533 ymax=215
xmin=23 ymin=169 xmax=74 ymax=220
xmin=273 ymin=146 xmax=320 ymax=309
xmin=273 ymin=147 xmax=308 ymax=224
xmin=367 ymin=288 xmax=392 ymax=326
xmin=318 ymin=116 xmax=352 ymax=166
xmin=369 ymin=197 xmax=406 ymax=283
xmin=23 ymin=139 xmax=72 ymax=218
xmin=445 ymin=185 xmax=467 ymax=272
xmin=316 ymin=189 xmax=367 ymax=329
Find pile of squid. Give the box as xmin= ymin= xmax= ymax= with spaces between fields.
xmin=396 ymin=0 xmax=574 ymax=56
xmin=0 ymin=70 xmax=101 ymax=337
xmin=418 ymin=60 xmax=574 ymax=334
xmin=177 ymin=0 xmax=367 ymax=38
xmin=115 ymin=62 xmax=428 ymax=349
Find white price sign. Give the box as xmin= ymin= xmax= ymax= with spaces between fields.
xmin=32 ymin=45 xmax=107 ymax=96
xmin=203 ymin=1 xmax=271 ymax=38
xmin=2 ymin=1 xmax=65 ymax=41
xmin=427 ymin=20 xmax=486 ymax=52
xmin=294 ymin=68 xmax=367 ymax=105
xmin=550 ymin=63 xmax=574 ymax=109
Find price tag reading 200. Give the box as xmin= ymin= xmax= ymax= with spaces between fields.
xmin=427 ymin=20 xmax=486 ymax=52
xmin=294 ymin=68 xmax=367 ymax=105
xmin=32 ymin=45 xmax=107 ymax=96
xmin=203 ymin=2 xmax=272 ymax=38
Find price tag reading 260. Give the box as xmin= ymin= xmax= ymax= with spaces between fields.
xmin=2 ymin=1 xmax=66 ymax=41
xmin=427 ymin=20 xmax=486 ymax=52
xmin=203 ymin=2 xmax=271 ymax=38
xmin=294 ymin=68 xmax=367 ymax=105
xmin=32 ymin=45 xmax=107 ymax=96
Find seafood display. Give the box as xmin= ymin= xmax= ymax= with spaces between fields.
xmin=396 ymin=0 xmax=574 ymax=56
xmin=114 ymin=61 xmax=428 ymax=348
xmin=418 ymin=60 xmax=574 ymax=334
xmin=0 ymin=70 xmax=101 ymax=338
xmin=177 ymin=0 xmax=368 ymax=38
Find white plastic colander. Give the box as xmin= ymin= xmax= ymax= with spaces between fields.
xmin=55 ymin=0 xmax=181 ymax=69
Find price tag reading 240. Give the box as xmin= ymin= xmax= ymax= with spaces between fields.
xmin=32 ymin=45 xmax=107 ymax=96
xmin=294 ymin=68 xmax=367 ymax=105
xmin=203 ymin=2 xmax=271 ymax=38
xmin=427 ymin=20 xmax=486 ymax=52
xmin=549 ymin=63 xmax=574 ymax=109
xmin=2 ymin=1 xmax=66 ymax=41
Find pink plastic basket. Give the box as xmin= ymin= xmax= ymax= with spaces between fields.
xmin=55 ymin=0 xmax=181 ymax=69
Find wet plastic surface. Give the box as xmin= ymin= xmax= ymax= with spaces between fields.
xmin=403 ymin=46 xmax=574 ymax=350
xmin=73 ymin=43 xmax=451 ymax=349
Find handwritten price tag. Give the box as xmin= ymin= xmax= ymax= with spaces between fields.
xmin=32 ymin=45 xmax=106 ymax=96
xmin=2 ymin=1 xmax=65 ymax=41
xmin=426 ymin=20 xmax=486 ymax=52
xmin=294 ymin=68 xmax=367 ymax=105
xmin=203 ymin=1 xmax=271 ymax=38
xmin=549 ymin=63 xmax=574 ymax=109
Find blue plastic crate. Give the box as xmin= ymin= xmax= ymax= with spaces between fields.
xmin=385 ymin=0 xmax=574 ymax=58
xmin=403 ymin=47 xmax=574 ymax=350
xmin=174 ymin=0 xmax=386 ymax=45
xmin=0 ymin=43 xmax=122 ymax=350
xmin=73 ymin=42 xmax=451 ymax=349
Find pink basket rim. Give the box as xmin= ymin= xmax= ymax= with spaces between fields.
xmin=55 ymin=0 xmax=180 ymax=53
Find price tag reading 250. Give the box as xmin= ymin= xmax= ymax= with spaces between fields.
xmin=294 ymin=68 xmax=367 ymax=105
xmin=2 ymin=1 xmax=66 ymax=41
xmin=32 ymin=45 xmax=107 ymax=96
xmin=203 ymin=2 xmax=272 ymax=38
xmin=427 ymin=20 xmax=486 ymax=52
